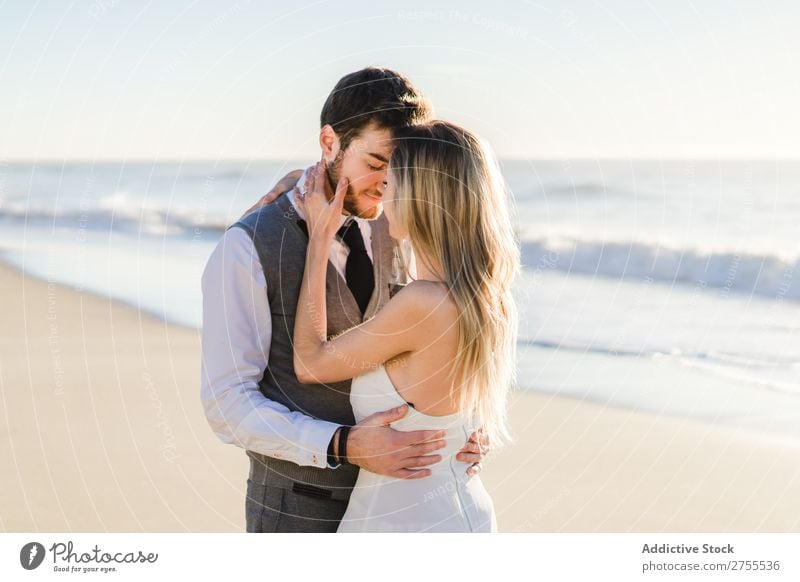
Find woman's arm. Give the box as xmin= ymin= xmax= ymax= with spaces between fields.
xmin=293 ymin=161 xmax=430 ymax=384
xmin=295 ymin=276 xmax=429 ymax=384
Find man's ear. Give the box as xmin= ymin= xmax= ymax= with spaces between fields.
xmin=319 ymin=124 xmax=341 ymax=162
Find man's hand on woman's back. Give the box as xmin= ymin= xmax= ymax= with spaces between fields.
xmin=346 ymin=404 xmax=447 ymax=479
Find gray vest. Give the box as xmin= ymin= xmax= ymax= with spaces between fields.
xmin=231 ymin=194 xmax=396 ymax=491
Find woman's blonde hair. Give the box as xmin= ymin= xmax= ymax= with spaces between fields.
xmin=389 ymin=120 xmax=519 ymax=447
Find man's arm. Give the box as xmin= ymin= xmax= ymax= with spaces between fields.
xmin=200 ymin=226 xmax=340 ymax=468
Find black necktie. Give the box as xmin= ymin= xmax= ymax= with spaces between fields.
xmin=338 ymin=218 xmax=374 ymax=314
xmin=296 ymin=218 xmax=374 ymax=314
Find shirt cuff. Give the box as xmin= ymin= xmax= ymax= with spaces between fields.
xmin=303 ymin=420 xmax=342 ymax=469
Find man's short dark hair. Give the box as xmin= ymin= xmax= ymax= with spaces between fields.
xmin=320 ymin=67 xmax=432 ymax=153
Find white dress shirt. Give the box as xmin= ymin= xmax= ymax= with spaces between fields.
xmin=200 ymin=171 xmax=372 ymax=469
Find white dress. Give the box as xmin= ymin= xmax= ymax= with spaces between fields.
xmin=337 ymin=365 xmax=497 ymax=533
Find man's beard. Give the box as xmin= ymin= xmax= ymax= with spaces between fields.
xmin=327 ymin=152 xmax=382 ymax=220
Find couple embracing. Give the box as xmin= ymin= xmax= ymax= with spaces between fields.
xmin=201 ymin=67 xmax=519 ymax=533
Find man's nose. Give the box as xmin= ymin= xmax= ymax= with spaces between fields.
xmin=370 ymin=168 xmax=387 ymax=188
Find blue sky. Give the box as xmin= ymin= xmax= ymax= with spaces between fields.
xmin=1 ymin=0 xmax=799 ymax=160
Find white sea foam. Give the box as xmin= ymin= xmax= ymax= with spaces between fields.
xmin=521 ymin=235 xmax=798 ymax=301
xmin=0 ymin=203 xmax=231 ymax=234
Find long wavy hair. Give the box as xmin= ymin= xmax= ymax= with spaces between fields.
xmin=389 ymin=120 xmax=519 ymax=447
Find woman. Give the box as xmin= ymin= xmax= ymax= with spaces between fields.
xmin=293 ymin=121 xmax=519 ymax=532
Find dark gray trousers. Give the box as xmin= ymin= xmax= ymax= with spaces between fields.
xmin=245 ymin=453 xmax=356 ymax=533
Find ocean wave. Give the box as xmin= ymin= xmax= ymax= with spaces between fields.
xmin=521 ymin=235 xmax=798 ymax=301
xmin=0 ymin=204 xmax=231 ymax=236
xmin=2 ymin=203 xmax=798 ymax=302
xmin=519 ymin=338 xmax=800 ymax=368
xmin=519 ymin=338 xmax=800 ymax=395
xmin=676 ymin=358 xmax=800 ymax=396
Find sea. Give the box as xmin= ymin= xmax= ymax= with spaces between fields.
xmin=1 ymin=159 xmax=798 ymax=440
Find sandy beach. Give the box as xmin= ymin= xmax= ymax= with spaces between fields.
xmin=2 ymin=261 xmax=799 ymax=533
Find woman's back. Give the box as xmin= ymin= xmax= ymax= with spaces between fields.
xmin=385 ymin=280 xmax=462 ymax=417
xmin=337 ymin=364 xmax=496 ymax=533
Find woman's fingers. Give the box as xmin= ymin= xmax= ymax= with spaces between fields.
xmin=305 ymin=161 xmax=328 ymax=202
xmin=292 ymin=186 xmax=304 ymax=210
xmin=468 ymin=428 xmax=490 ymax=454
xmin=456 ymin=451 xmax=482 ymax=465
xmin=300 ymin=161 xmax=344 ymax=240
xmin=305 ymin=167 xmax=316 ymax=193
xmin=313 ymin=159 xmax=326 ymax=192
xmin=460 ymin=441 xmax=480 ymax=455
xmin=332 ymin=177 xmax=348 ymax=214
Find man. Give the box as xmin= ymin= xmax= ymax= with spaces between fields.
xmin=201 ymin=67 xmax=486 ymax=533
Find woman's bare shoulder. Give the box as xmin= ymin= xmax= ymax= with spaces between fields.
xmin=392 ymin=280 xmax=457 ymax=321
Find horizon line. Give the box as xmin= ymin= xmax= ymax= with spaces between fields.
xmin=4 ymin=155 xmax=800 ymax=164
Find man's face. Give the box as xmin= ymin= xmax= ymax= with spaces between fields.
xmin=327 ymin=122 xmax=393 ymax=220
